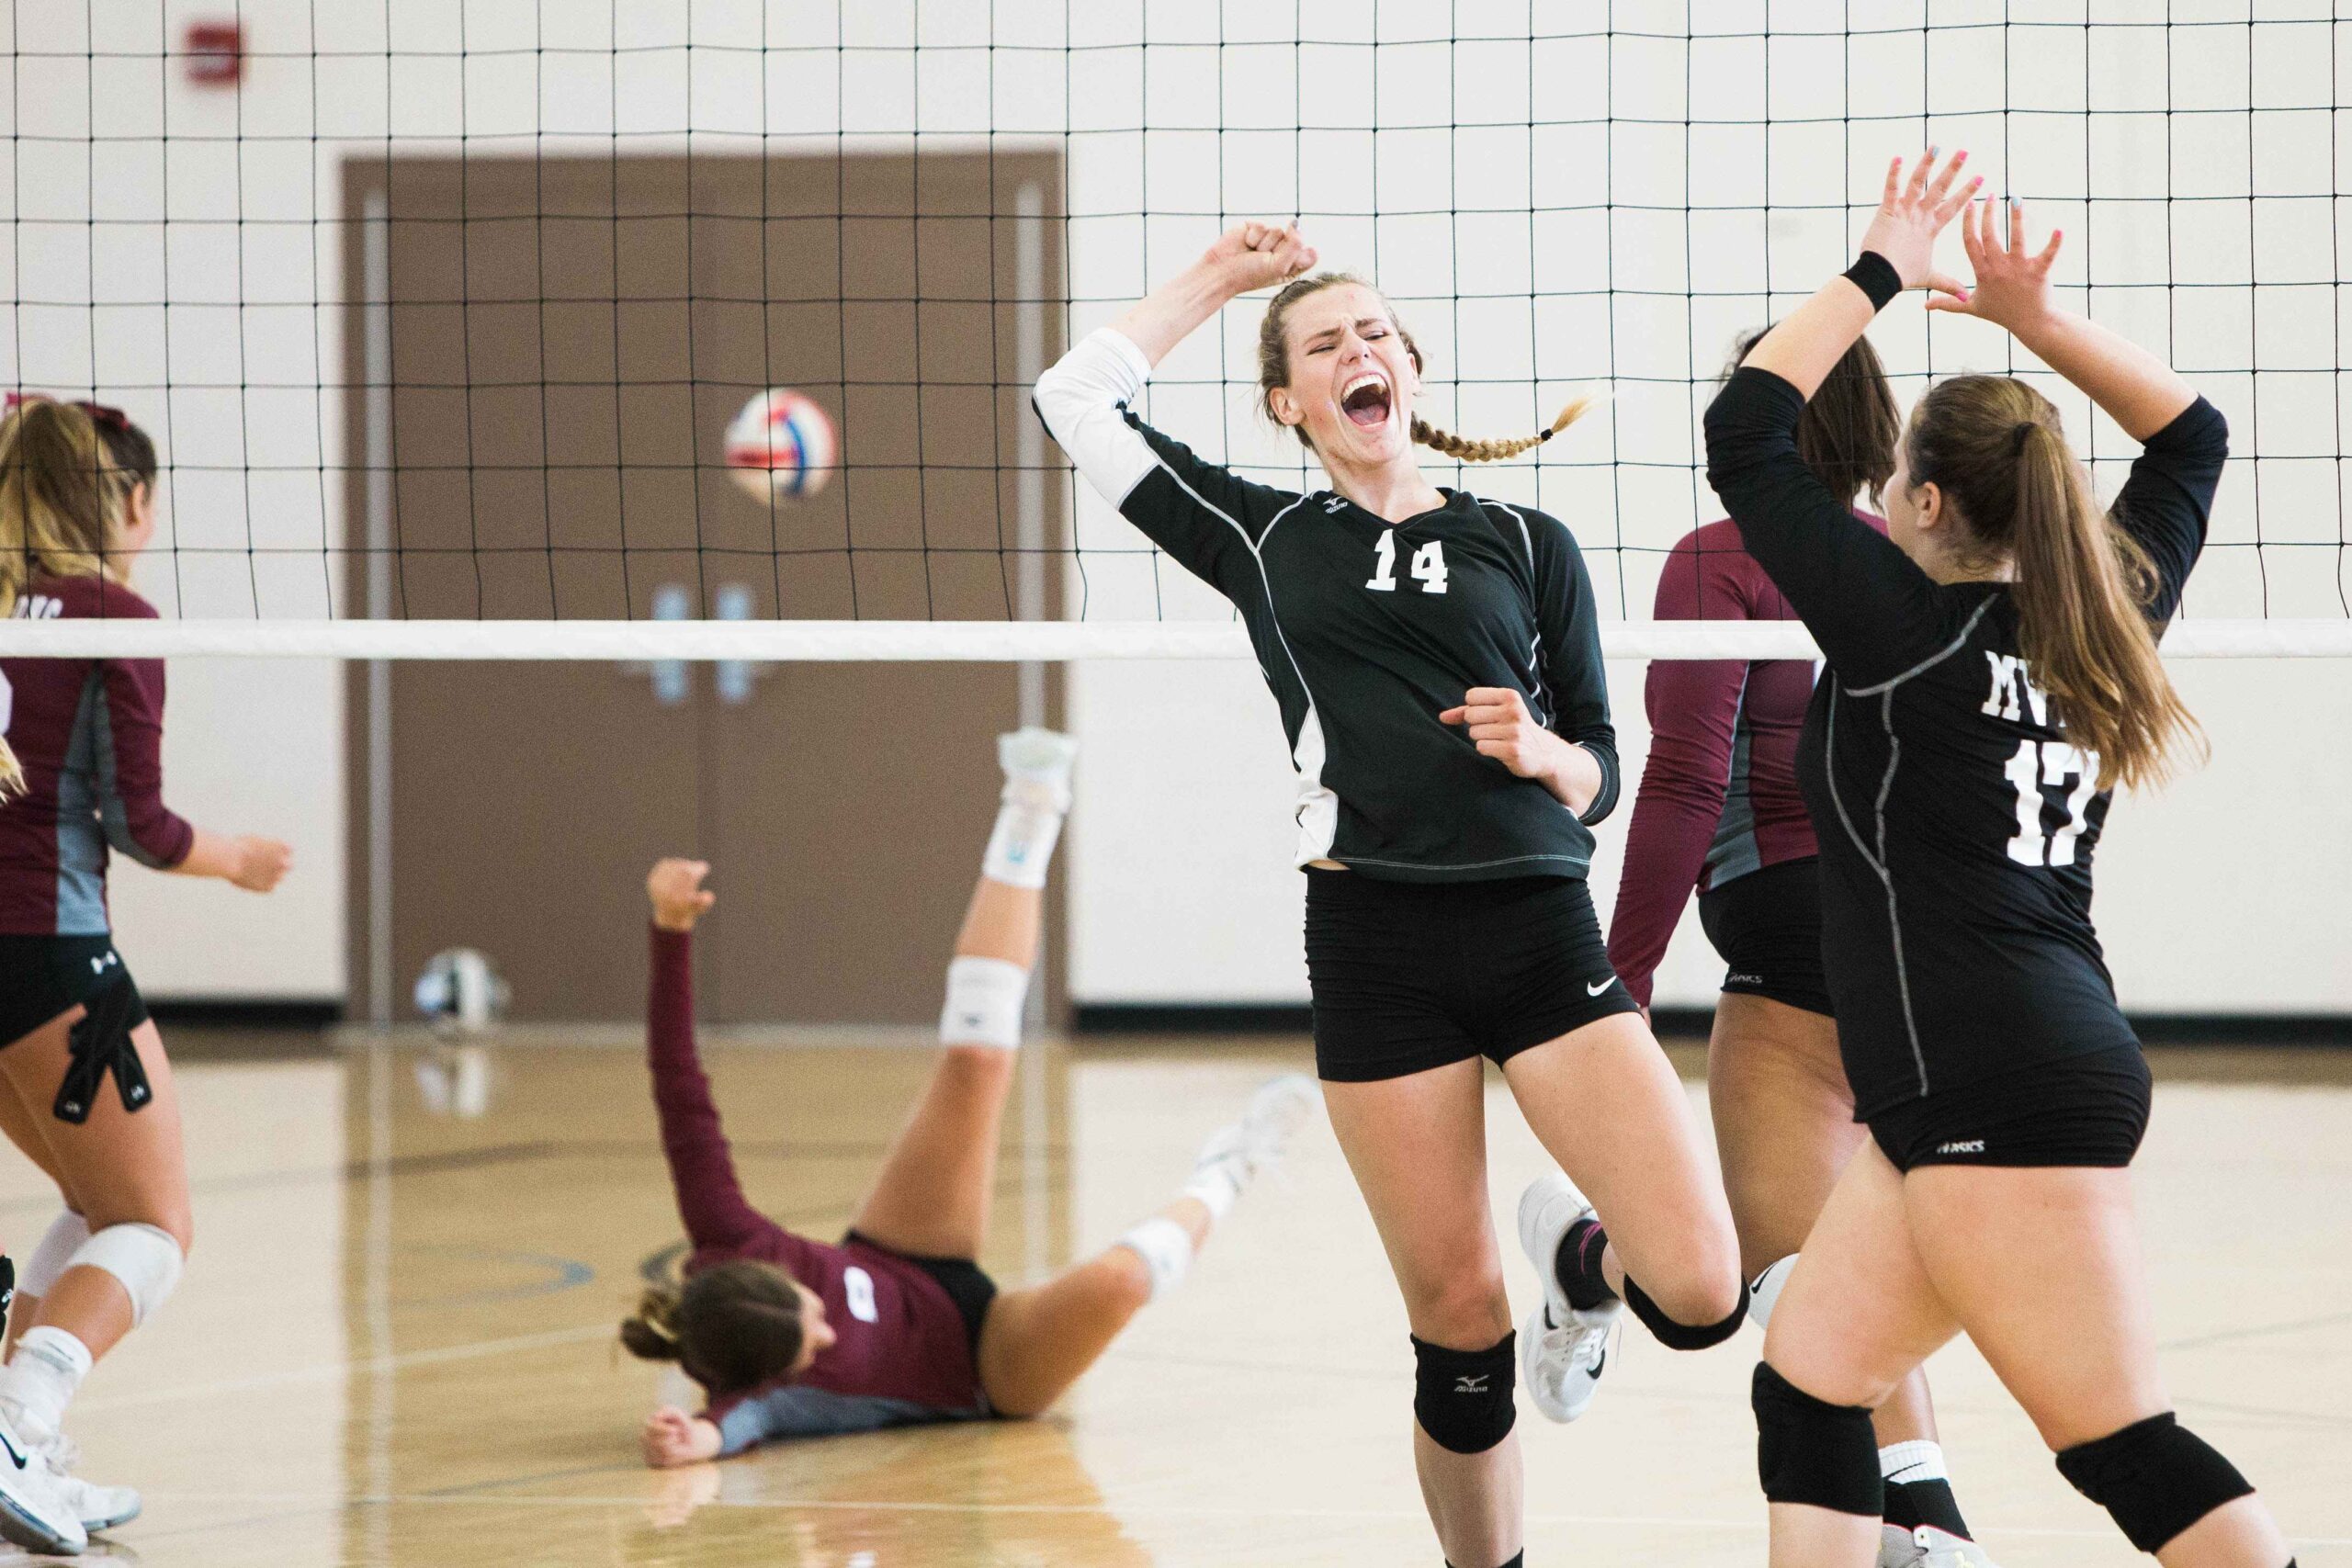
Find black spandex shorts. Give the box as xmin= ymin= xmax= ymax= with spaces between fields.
xmin=0 ymin=934 xmax=148 ymax=1051
xmin=1696 ymin=858 xmax=1833 ymax=1019
xmin=842 ymin=1229 xmax=998 ymax=1353
xmin=1305 ymin=869 xmax=1640 ymax=1083
xmin=1867 ymin=1047 xmax=2154 ymax=1173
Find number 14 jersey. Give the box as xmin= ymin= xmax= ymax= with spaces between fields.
xmin=1705 ymin=367 xmax=2228 ymax=1116
xmin=1035 ymin=327 xmax=1620 ymax=884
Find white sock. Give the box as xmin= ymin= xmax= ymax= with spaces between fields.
xmin=981 ymin=796 xmax=1065 ymax=890
xmin=0 ymin=1326 xmax=93 ymax=1442
xmin=1880 ymin=1438 xmax=1950 ymax=1484
xmin=1115 ymin=1216 xmax=1195 ymax=1301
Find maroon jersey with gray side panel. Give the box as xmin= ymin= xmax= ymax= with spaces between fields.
xmin=0 ymin=577 xmax=193 ymax=934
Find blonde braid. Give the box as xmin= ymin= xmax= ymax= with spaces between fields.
xmin=1410 ymin=393 xmax=1600 ymax=464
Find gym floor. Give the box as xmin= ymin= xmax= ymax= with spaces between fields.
xmin=11 ymin=1032 xmax=2346 ymax=1566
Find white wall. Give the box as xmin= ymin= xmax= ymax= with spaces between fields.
xmin=3 ymin=1 xmax=2344 ymax=1010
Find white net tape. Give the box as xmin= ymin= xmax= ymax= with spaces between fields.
xmin=1 ymin=619 xmax=2344 ymax=661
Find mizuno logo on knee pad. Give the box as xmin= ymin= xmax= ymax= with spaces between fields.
xmin=1453 ymin=1373 xmax=1489 ymax=1393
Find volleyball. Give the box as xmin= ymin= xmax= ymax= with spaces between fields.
xmin=724 ymin=388 xmax=837 ymax=502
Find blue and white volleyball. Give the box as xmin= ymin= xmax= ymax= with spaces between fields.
xmin=725 ymin=388 xmax=837 ymax=502
xmin=414 ymin=948 xmax=508 ymax=1034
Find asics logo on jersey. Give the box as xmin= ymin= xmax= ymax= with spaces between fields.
xmin=1585 ymin=977 xmax=1613 ymax=996
xmin=1453 ymin=1373 xmax=1490 ymax=1394
xmin=1936 ymin=1139 xmax=1985 ymax=1156
xmin=1727 ymin=971 xmax=1763 ymax=986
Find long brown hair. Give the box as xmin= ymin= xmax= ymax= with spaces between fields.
xmin=1257 ymin=271 xmax=1592 ymax=461
xmin=1903 ymin=375 xmax=2201 ymax=789
xmin=1735 ymin=327 xmax=1900 ymax=504
xmin=0 ymin=398 xmax=153 ymax=796
xmin=617 ymin=1259 xmax=807 ymax=1395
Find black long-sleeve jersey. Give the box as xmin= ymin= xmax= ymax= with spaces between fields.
xmin=1035 ymin=328 xmax=1619 ymax=883
xmin=1705 ymin=364 xmax=2225 ymax=1116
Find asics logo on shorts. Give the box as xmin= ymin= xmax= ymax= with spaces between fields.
xmin=1453 ymin=1373 xmax=1490 ymax=1394
xmin=1936 ymin=1139 xmax=1985 ymax=1156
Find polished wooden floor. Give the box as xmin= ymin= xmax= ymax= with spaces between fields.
xmin=6 ymin=1032 xmax=2346 ymax=1566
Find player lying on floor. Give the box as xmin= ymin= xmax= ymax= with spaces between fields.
xmin=622 ymin=728 xmax=1315 ymax=1463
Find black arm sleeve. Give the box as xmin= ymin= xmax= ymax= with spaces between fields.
xmin=1525 ymin=508 xmax=1621 ymax=826
xmin=1704 ymin=366 xmax=1950 ymax=686
xmin=2106 ymin=396 xmax=2228 ymax=625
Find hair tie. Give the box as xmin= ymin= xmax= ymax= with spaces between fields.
xmin=2011 ymin=422 xmax=2038 ymax=456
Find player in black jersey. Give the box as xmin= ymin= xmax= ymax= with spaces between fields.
xmin=1036 ymin=223 xmax=1746 ymax=1568
xmin=1706 ymin=152 xmax=2295 ymax=1568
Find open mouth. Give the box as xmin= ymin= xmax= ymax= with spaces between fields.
xmin=1341 ymin=372 xmax=1392 ymax=429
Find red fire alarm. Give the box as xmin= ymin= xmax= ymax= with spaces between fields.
xmin=184 ymin=20 xmax=243 ymax=85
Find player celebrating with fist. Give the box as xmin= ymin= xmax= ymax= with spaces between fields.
xmin=1035 ymin=224 xmax=1745 ymax=1568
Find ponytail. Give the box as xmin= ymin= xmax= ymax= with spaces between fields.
xmin=1410 ymin=396 xmax=1597 ymax=464
xmin=618 ymin=1283 xmax=686 ymax=1363
xmin=2006 ymin=422 xmax=2199 ymax=789
xmin=0 ymin=398 xmax=135 ymax=800
xmin=1905 ymin=376 xmax=2202 ymax=792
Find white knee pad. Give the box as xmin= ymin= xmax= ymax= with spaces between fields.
xmin=1114 ymin=1216 xmax=1194 ymax=1302
xmin=938 ymin=956 xmax=1030 ymax=1050
xmin=18 ymin=1211 xmax=92 ymax=1298
xmin=1747 ymin=1253 xmax=1797 ymax=1333
xmin=69 ymin=1222 xmax=184 ymax=1327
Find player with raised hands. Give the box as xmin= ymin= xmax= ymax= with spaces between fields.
xmin=1706 ymin=150 xmax=2296 ymax=1568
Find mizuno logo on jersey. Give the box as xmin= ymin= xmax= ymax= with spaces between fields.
xmin=1936 ymin=1140 xmax=1985 ymax=1156
xmin=1322 ymin=494 xmax=1348 ymax=513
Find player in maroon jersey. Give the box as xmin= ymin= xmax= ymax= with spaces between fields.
xmin=0 ymin=396 xmax=291 ymax=1549
xmin=624 ymin=729 xmax=1315 ymax=1464
xmin=1605 ymin=338 xmax=1996 ymax=1568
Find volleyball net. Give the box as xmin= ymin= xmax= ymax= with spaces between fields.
xmin=5 ymin=5 xmax=2349 ymax=661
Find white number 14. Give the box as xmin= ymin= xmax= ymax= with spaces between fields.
xmin=2003 ymin=739 xmax=2098 ymax=867
xmin=1365 ymin=533 xmax=1449 ymax=595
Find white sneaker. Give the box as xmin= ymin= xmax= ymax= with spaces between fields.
xmin=0 ymin=1408 xmax=85 ymax=1555
xmin=1515 ymin=1171 xmax=1620 ymax=1423
xmin=998 ymin=728 xmax=1079 ymax=814
xmin=1193 ymin=1074 xmax=1318 ymax=1191
xmin=34 ymin=1433 xmax=138 ymax=1534
xmin=1882 ymin=1525 xmax=2001 ymax=1568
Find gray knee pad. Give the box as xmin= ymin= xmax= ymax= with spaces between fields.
xmin=1412 ymin=1332 xmax=1517 ymax=1455
xmin=1753 ymin=1362 xmax=1883 ymax=1517
xmin=2055 ymin=1412 xmax=2255 ymax=1554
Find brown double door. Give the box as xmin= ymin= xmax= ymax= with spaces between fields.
xmin=343 ymin=152 xmax=1065 ymax=1026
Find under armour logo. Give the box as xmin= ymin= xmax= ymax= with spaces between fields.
xmin=1453 ymin=1373 xmax=1490 ymax=1393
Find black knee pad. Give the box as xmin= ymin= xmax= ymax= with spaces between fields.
xmin=1752 ymin=1362 xmax=1883 ymax=1517
xmin=1411 ymin=1332 xmax=1517 ymax=1455
xmin=1625 ymin=1275 xmax=1747 ymax=1350
xmin=2055 ymin=1412 xmax=2255 ymax=1553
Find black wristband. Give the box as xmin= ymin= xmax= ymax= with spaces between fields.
xmin=1842 ymin=251 xmax=1903 ymax=311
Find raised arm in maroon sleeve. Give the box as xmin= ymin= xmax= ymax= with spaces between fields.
xmin=1605 ymin=527 xmax=1754 ymax=1009
xmin=647 ymin=926 xmax=783 ymax=1256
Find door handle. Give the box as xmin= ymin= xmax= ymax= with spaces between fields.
xmin=714 ymin=583 xmax=766 ymax=705
xmin=624 ymin=583 xmax=693 ymax=705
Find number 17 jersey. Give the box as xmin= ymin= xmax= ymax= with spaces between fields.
xmin=1706 ymin=367 xmax=2227 ymax=1117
